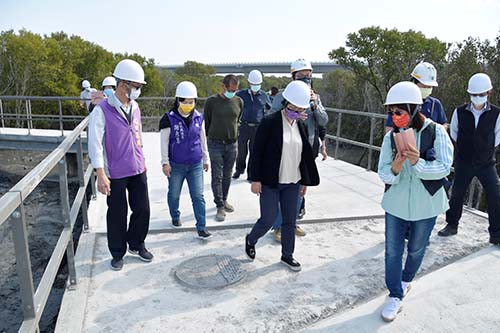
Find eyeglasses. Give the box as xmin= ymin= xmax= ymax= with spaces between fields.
xmin=470 ymin=93 xmax=488 ymax=97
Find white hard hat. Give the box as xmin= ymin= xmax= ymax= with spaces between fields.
xmin=282 ymin=81 xmax=311 ymax=109
xmin=467 ymin=73 xmax=493 ymax=94
xmin=290 ymin=59 xmax=313 ymax=73
xmin=82 ymin=80 xmax=91 ymax=88
xmin=175 ymin=81 xmax=198 ymax=98
xmin=411 ymin=62 xmax=438 ymax=87
xmin=385 ymin=81 xmax=423 ymax=105
xmin=248 ymin=69 xmax=263 ymax=84
xmin=102 ymin=76 xmax=116 ymax=88
xmin=113 ymin=59 xmax=147 ymax=84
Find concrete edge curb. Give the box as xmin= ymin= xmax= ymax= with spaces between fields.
xmin=55 ymin=231 xmax=97 ymax=333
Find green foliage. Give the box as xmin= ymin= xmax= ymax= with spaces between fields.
xmin=329 ymin=26 xmax=448 ymax=106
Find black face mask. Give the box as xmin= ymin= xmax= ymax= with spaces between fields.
xmin=296 ymin=77 xmax=312 ymax=86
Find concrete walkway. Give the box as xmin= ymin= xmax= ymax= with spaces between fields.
xmin=55 ymin=131 xmax=499 ymax=332
xmin=305 ymin=245 xmax=500 ymax=333
xmin=89 ymin=132 xmax=385 ymax=233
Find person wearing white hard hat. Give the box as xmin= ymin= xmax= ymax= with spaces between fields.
xmin=204 ymin=74 xmax=243 ymax=222
xmin=88 ymin=59 xmax=153 ymax=271
xmin=270 ymin=59 xmax=329 ymax=241
xmin=80 ymin=79 xmax=97 ymax=111
xmin=102 ymin=76 xmax=117 ymax=97
xmin=378 ymin=81 xmax=453 ymax=322
xmin=385 ymin=62 xmax=448 ymax=133
xmin=439 ymin=73 xmax=500 ymax=245
xmin=159 ymin=81 xmax=212 ymax=239
xmin=245 ymin=81 xmax=320 ymax=272
xmin=233 ymin=69 xmax=271 ymax=181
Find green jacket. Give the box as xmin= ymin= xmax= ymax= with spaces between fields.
xmin=378 ymin=119 xmax=454 ymax=221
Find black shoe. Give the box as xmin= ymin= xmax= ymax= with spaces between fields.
xmin=110 ymin=258 xmax=124 ymax=271
xmin=232 ymin=171 xmax=241 ymax=179
xmin=197 ymin=229 xmax=212 ymax=239
xmin=489 ymin=236 xmax=500 ymax=245
xmin=437 ymin=225 xmax=458 ymax=237
xmin=245 ymin=235 xmax=255 ymax=260
xmin=281 ymin=256 xmax=301 ymax=272
xmin=128 ymin=247 xmax=154 ymax=262
xmin=172 ymin=219 xmax=182 ymax=227
xmin=298 ymin=208 xmax=306 ymax=220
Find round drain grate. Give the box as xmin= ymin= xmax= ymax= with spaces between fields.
xmin=173 ymin=254 xmax=246 ymax=289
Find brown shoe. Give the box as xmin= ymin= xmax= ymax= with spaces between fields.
xmin=295 ymin=225 xmax=306 ymax=237
xmin=273 ymin=228 xmax=281 ymax=243
xmin=215 ymin=207 xmax=226 ymax=221
xmin=223 ymin=201 xmax=234 ymax=213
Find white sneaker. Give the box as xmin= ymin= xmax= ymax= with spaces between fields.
xmin=402 ymin=281 xmax=411 ymax=296
xmin=381 ymin=297 xmax=403 ymax=322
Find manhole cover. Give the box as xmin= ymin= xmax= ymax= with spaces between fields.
xmin=173 ymin=254 xmax=246 ymax=289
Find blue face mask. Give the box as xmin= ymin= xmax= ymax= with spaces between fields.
xmin=104 ymin=88 xmax=114 ymax=97
xmin=224 ymin=91 xmax=236 ymax=99
xmin=250 ymin=85 xmax=261 ymax=92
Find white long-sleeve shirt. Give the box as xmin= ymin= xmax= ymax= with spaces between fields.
xmin=450 ymin=102 xmax=500 ymax=146
xmin=279 ymin=111 xmax=302 ymax=184
xmin=88 ymin=93 xmax=135 ymax=173
xmin=160 ymin=122 xmax=209 ymax=166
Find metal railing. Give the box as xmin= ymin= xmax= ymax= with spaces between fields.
xmin=0 ymin=116 xmax=94 ymax=332
xmin=0 ymin=96 xmax=206 ymax=135
xmin=323 ymin=107 xmax=484 ymax=210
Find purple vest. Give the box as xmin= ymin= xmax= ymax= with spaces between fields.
xmin=101 ymin=99 xmax=146 ymax=179
xmin=167 ymin=110 xmax=203 ymax=164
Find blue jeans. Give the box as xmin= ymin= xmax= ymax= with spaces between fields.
xmin=272 ymin=191 xmax=303 ymax=229
xmin=247 ymin=183 xmax=300 ymax=258
xmin=385 ymin=212 xmax=436 ymax=299
xmin=167 ymin=162 xmax=206 ymax=231
xmin=208 ymin=140 xmax=237 ymax=208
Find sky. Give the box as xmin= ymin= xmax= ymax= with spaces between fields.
xmin=1 ymin=0 xmax=500 ymax=66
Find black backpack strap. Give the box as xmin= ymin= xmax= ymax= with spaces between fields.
xmin=419 ymin=122 xmax=446 ymax=196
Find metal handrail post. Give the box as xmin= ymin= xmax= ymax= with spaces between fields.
xmin=58 ymin=158 xmax=77 ymax=286
xmin=334 ymin=113 xmax=342 ymax=159
xmin=28 ymin=100 xmax=33 ymax=131
xmin=367 ymin=116 xmax=376 ymax=171
xmin=25 ymin=100 xmax=31 ymax=135
xmin=10 ymin=204 xmax=36 ymax=321
xmin=0 ymin=99 xmax=4 ymax=128
xmin=58 ymin=99 xmax=64 ymax=136
xmin=467 ymin=177 xmax=476 ymax=208
xmin=76 ymin=137 xmax=90 ymax=231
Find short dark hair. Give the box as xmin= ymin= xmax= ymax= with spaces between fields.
xmin=222 ymin=74 xmax=239 ymax=87
xmin=271 ymin=87 xmax=279 ymax=95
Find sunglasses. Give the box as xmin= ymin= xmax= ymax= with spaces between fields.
xmin=470 ymin=93 xmax=488 ymax=97
xmin=388 ymin=110 xmax=405 ymax=116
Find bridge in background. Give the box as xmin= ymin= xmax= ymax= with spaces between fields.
xmin=158 ymin=61 xmax=345 ymax=75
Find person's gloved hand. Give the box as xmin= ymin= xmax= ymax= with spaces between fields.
xmin=425 ymin=148 xmax=436 ymax=161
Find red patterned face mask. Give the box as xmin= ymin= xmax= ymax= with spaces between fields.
xmin=392 ymin=113 xmax=410 ymax=128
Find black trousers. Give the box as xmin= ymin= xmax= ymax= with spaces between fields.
xmin=236 ymin=122 xmax=258 ymax=178
xmin=107 ymin=172 xmax=150 ymax=259
xmin=446 ymin=162 xmax=500 ymax=239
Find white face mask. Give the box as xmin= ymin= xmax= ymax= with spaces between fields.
xmin=470 ymin=95 xmax=487 ymax=107
xmin=419 ymin=87 xmax=432 ymax=99
xmin=128 ymin=87 xmax=141 ymax=100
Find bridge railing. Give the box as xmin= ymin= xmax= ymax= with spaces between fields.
xmin=0 ymin=95 xmax=485 ymax=209
xmin=0 ymin=116 xmax=93 ymax=332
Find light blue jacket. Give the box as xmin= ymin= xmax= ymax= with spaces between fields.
xmin=378 ymin=119 xmax=454 ymax=221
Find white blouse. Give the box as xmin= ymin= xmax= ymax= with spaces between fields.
xmin=279 ymin=111 xmax=303 ymax=184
